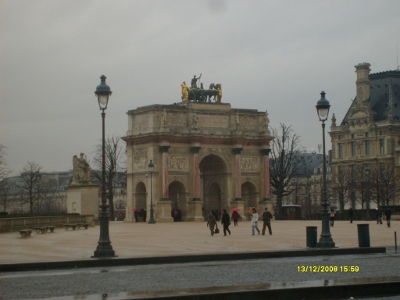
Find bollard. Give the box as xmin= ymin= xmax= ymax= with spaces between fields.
xmin=306 ymin=226 xmax=317 ymax=248
xmin=357 ymin=224 xmax=370 ymax=247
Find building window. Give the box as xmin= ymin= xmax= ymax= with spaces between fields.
xmin=380 ymin=139 xmax=385 ymax=154
xmin=338 ymin=143 xmax=343 ymax=158
xmin=351 ymin=142 xmax=356 ymax=156
xmin=351 ymin=134 xmax=355 ymax=139
xmin=338 ymin=135 xmax=342 ymax=140
xmin=365 ymin=132 xmax=369 ymax=138
xmin=365 ymin=140 xmax=370 ymax=155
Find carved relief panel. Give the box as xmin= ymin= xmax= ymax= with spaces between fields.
xmin=241 ymin=157 xmax=259 ymax=171
xmin=133 ymin=156 xmax=148 ymax=171
xmin=168 ymin=156 xmax=188 ymax=170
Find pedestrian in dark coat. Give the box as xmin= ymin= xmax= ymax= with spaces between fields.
xmin=348 ymin=208 xmax=354 ymax=223
xmin=221 ymin=209 xmax=231 ymax=236
xmin=207 ymin=213 xmax=217 ymax=236
xmin=329 ymin=208 xmax=336 ymax=227
xmin=262 ymin=207 xmax=273 ymax=235
xmin=376 ymin=209 xmax=383 ymax=224
xmin=385 ymin=209 xmax=392 ymax=227
xmin=231 ymin=210 xmax=239 ymax=226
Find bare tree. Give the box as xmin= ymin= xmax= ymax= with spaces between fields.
xmin=330 ymin=166 xmax=353 ymax=211
xmin=18 ymin=162 xmax=43 ymax=214
xmin=353 ymin=165 xmax=368 ymax=212
xmin=92 ymin=136 xmax=125 ymax=220
xmin=372 ymin=161 xmax=397 ymax=207
xmin=269 ymin=124 xmax=304 ymax=218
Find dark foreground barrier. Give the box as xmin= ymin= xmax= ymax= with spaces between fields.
xmin=0 ymin=247 xmax=386 ymax=272
xmin=306 ymin=226 xmax=317 ymax=248
xmin=357 ymin=224 xmax=370 ymax=247
xmin=79 ymin=276 xmax=400 ymax=300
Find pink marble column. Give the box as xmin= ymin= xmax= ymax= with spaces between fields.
xmin=261 ymin=148 xmax=271 ymax=200
xmin=159 ymin=145 xmax=170 ymax=200
xmin=191 ymin=146 xmax=201 ymax=201
xmin=233 ymin=147 xmax=243 ymax=200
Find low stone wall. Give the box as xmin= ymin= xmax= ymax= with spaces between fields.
xmin=0 ymin=215 xmax=95 ymax=233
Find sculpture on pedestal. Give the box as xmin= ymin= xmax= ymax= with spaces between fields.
xmin=71 ymin=153 xmax=92 ymax=185
xmin=181 ymin=74 xmax=222 ymax=103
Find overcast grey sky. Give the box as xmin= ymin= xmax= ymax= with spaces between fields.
xmin=1 ymin=0 xmax=400 ymax=175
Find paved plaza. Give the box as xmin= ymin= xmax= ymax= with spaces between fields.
xmin=0 ymin=219 xmax=398 ymax=264
xmin=1 ymin=220 xmax=400 ymax=299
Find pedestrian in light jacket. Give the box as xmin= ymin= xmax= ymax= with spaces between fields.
xmin=251 ymin=208 xmax=260 ymax=235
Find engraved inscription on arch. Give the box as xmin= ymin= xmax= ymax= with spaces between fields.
xmin=169 ymin=147 xmax=188 ymax=154
xmin=243 ymin=149 xmax=259 ymax=156
xmin=133 ymin=148 xmax=147 ymax=155
xmin=198 ymin=115 xmax=228 ymax=128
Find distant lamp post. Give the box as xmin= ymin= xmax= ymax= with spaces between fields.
xmin=365 ymin=165 xmax=371 ymax=220
xmin=315 ymin=91 xmax=335 ymax=248
xmin=93 ymin=75 xmax=116 ymax=258
xmin=148 ymin=160 xmax=156 ymax=224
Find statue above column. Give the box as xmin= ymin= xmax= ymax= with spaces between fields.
xmin=181 ymin=74 xmax=222 ymax=103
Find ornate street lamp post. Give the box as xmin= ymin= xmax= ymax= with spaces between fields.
xmin=93 ymin=75 xmax=116 ymax=257
xmin=365 ymin=165 xmax=371 ymax=220
xmin=148 ymin=160 xmax=156 ymax=224
xmin=315 ymin=91 xmax=335 ymax=248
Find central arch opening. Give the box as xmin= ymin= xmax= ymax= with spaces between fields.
xmin=169 ymin=181 xmax=186 ymax=221
xmin=200 ymin=154 xmax=227 ymax=218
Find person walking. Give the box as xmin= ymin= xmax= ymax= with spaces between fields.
xmin=262 ymin=207 xmax=273 ymax=235
xmin=221 ymin=209 xmax=231 ymax=236
xmin=231 ymin=210 xmax=239 ymax=226
xmin=207 ymin=213 xmax=217 ymax=236
xmin=385 ymin=208 xmax=392 ymax=227
xmin=376 ymin=208 xmax=383 ymax=225
xmin=251 ymin=208 xmax=260 ymax=235
xmin=348 ymin=208 xmax=354 ymax=223
xmin=329 ymin=208 xmax=336 ymax=227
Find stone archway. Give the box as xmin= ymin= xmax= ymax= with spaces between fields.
xmin=134 ymin=182 xmax=146 ymax=221
xmin=169 ymin=181 xmax=186 ymax=221
xmin=242 ymin=181 xmax=258 ymax=219
xmin=200 ymin=155 xmax=227 ymax=218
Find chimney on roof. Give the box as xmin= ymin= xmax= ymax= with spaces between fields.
xmin=355 ymin=62 xmax=371 ymax=102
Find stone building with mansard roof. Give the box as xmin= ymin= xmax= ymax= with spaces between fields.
xmin=123 ymin=97 xmax=273 ymax=222
xmin=329 ymin=63 xmax=400 ymax=209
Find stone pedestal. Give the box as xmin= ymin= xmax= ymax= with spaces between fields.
xmin=156 ymin=200 xmax=174 ymax=222
xmin=66 ymin=185 xmax=99 ymax=217
xmin=186 ymin=200 xmax=204 ymax=221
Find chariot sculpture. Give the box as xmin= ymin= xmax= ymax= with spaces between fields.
xmin=181 ymin=74 xmax=222 ymax=103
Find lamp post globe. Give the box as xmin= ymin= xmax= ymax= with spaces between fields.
xmin=148 ymin=160 xmax=156 ymax=224
xmin=315 ymin=91 xmax=335 ymax=248
xmin=93 ymin=75 xmax=116 ymax=258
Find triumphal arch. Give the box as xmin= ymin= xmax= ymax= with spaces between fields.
xmin=123 ymin=77 xmax=273 ymax=222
